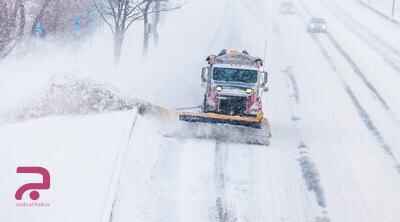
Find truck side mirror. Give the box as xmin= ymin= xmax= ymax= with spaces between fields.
xmin=262 ymin=71 xmax=268 ymax=86
xmin=201 ymin=67 xmax=208 ymax=83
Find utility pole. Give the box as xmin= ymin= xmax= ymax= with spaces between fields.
xmin=392 ymin=0 xmax=397 ymax=17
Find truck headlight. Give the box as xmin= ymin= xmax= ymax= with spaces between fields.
xmin=216 ymin=86 xmax=223 ymax=92
xmin=245 ymin=88 xmax=254 ymax=94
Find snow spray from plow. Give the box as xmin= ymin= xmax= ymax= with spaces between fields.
xmin=168 ymin=118 xmax=271 ymax=146
xmin=136 ymin=104 xmax=271 ymax=146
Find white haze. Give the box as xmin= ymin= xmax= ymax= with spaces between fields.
xmin=2 ymin=0 xmax=400 ymax=222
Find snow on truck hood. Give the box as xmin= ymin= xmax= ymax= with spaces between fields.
xmin=213 ymin=81 xmax=257 ymax=88
xmin=212 ymin=63 xmax=261 ymax=71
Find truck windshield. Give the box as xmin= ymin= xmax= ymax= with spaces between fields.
xmin=213 ymin=68 xmax=258 ymax=84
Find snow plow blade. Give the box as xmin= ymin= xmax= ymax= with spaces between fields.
xmin=164 ymin=112 xmax=271 ymax=146
xmin=179 ymin=112 xmax=264 ymax=128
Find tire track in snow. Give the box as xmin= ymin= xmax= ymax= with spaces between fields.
xmin=296 ymin=0 xmax=313 ymax=17
xmin=325 ymin=33 xmax=390 ymax=111
xmin=357 ymin=0 xmax=400 ymax=26
xmin=321 ymin=0 xmax=400 ymax=75
xmin=213 ymin=141 xmax=264 ymax=222
xmin=297 ymin=0 xmax=400 ymax=174
xmin=298 ymin=0 xmax=400 ymax=127
xmin=309 ymin=33 xmax=400 ymax=174
xmin=274 ymin=18 xmax=330 ymax=220
xmin=321 ymin=0 xmax=400 ymax=126
xmin=284 ymin=67 xmax=331 ymax=222
xmin=300 ymin=0 xmax=400 ymax=64
xmin=214 ymin=141 xmax=236 ymax=222
xmin=286 ymin=68 xmax=300 ymax=105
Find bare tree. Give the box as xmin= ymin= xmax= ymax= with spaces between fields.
xmin=152 ymin=0 xmax=161 ymax=46
xmin=141 ymin=0 xmax=180 ymax=55
xmin=142 ymin=0 xmax=152 ymax=55
xmin=94 ymin=0 xmax=179 ymax=63
xmin=94 ymin=0 xmax=146 ymax=63
xmin=0 ymin=0 xmax=25 ymax=59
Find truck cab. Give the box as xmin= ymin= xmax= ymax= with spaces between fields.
xmin=201 ymin=50 xmax=268 ymax=118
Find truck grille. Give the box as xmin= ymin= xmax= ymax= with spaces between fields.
xmin=218 ymin=96 xmax=247 ymax=115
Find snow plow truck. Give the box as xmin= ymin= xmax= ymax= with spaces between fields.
xmin=176 ymin=49 xmax=271 ymax=145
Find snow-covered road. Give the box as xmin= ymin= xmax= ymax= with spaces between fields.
xmin=2 ymin=0 xmax=400 ymax=221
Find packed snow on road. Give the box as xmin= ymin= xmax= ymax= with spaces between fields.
xmin=1 ymin=0 xmax=400 ymax=222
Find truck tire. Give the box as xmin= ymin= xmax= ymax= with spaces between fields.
xmin=203 ymin=96 xmax=208 ymax=113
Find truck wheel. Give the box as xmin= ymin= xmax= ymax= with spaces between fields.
xmin=203 ymin=96 xmax=208 ymax=113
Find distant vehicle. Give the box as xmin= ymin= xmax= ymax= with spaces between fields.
xmin=307 ymin=18 xmax=328 ymax=33
xmin=280 ymin=1 xmax=296 ymax=15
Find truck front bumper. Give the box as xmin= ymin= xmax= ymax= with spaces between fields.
xmin=179 ymin=112 xmax=264 ymax=128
